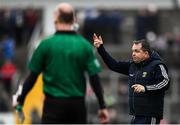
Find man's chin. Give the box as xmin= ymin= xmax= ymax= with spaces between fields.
xmin=133 ymin=60 xmax=139 ymax=63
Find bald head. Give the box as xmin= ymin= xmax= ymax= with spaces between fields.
xmin=55 ymin=3 xmax=75 ymax=24
xmin=57 ymin=3 xmax=74 ymax=13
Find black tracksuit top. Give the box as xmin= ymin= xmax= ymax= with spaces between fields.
xmin=97 ymin=45 xmax=170 ymax=118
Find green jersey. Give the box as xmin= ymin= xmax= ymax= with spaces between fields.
xmin=29 ymin=31 xmax=101 ymax=97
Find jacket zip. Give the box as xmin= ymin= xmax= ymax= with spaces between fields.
xmin=133 ymin=65 xmax=142 ymax=113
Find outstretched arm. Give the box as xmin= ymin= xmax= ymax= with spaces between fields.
xmin=93 ymin=33 xmax=130 ymax=75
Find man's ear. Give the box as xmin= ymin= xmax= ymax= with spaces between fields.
xmin=145 ymin=51 xmax=149 ymax=57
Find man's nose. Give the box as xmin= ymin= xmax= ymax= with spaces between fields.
xmin=132 ymin=52 xmax=135 ymax=56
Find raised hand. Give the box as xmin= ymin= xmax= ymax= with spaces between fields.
xmin=93 ymin=33 xmax=103 ymax=48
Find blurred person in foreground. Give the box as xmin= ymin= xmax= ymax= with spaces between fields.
xmin=13 ymin=3 xmax=109 ymax=124
xmin=93 ymin=34 xmax=170 ymax=124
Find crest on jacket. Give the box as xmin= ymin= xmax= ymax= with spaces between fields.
xmin=142 ymin=72 xmax=147 ymax=77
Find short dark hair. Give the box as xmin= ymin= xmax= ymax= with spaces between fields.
xmin=133 ymin=39 xmax=152 ymax=55
xmin=58 ymin=9 xmax=74 ymax=24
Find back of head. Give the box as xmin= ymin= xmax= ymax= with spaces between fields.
xmin=55 ymin=3 xmax=75 ymax=24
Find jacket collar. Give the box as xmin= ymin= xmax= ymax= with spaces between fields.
xmin=139 ymin=58 xmax=151 ymax=66
xmin=134 ymin=58 xmax=151 ymax=67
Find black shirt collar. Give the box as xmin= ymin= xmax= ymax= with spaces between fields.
xmin=135 ymin=57 xmax=151 ymax=67
xmin=55 ymin=30 xmax=77 ymax=34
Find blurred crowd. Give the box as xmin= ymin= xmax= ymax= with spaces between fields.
xmin=0 ymin=8 xmax=40 ymax=114
xmin=77 ymin=9 xmax=123 ymax=44
xmin=0 ymin=8 xmax=40 ymax=46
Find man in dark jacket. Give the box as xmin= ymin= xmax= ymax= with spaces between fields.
xmin=93 ymin=34 xmax=170 ymax=124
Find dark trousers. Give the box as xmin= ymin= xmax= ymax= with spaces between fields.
xmin=41 ymin=95 xmax=87 ymax=124
xmin=130 ymin=115 xmax=161 ymax=124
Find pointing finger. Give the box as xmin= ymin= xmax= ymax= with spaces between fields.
xmin=93 ymin=33 xmax=98 ymax=39
xmin=99 ymin=36 xmax=103 ymax=41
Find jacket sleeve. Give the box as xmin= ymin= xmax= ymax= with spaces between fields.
xmin=145 ymin=64 xmax=170 ymax=92
xmin=97 ymin=45 xmax=130 ymax=75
